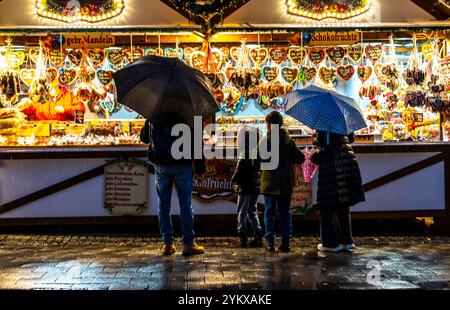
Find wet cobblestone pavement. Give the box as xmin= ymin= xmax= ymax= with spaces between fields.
xmin=0 ymin=234 xmax=449 ymax=290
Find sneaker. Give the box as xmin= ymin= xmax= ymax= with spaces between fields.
xmin=161 ymin=243 xmax=176 ymax=256
xmin=317 ymin=244 xmax=341 ymax=253
xmin=340 ymin=244 xmax=356 ymax=251
xmin=182 ymin=243 xmax=205 ymax=256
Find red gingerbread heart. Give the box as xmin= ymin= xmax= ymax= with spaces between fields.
xmin=326 ymin=47 xmax=346 ymax=65
xmin=308 ymin=48 xmax=326 ymax=66
xmin=336 ymin=65 xmax=355 ymax=81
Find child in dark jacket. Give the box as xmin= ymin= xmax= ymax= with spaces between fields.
xmin=231 ymin=126 xmax=262 ymax=248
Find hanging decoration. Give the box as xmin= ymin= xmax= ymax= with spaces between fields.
xmin=35 ymin=0 xmax=125 ymax=23
xmin=286 ymin=0 xmax=371 ymax=20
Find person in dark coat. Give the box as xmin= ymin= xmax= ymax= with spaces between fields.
xmin=140 ymin=112 xmax=206 ymax=257
xmin=310 ymin=131 xmax=365 ymax=252
xmin=231 ymin=126 xmax=262 ymax=248
xmin=257 ymin=111 xmax=305 ymax=252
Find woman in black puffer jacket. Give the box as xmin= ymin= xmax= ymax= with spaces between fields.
xmin=310 ymin=131 xmax=365 ymax=252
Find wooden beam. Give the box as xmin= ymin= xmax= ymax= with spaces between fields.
xmin=411 ymin=0 xmax=450 ymax=20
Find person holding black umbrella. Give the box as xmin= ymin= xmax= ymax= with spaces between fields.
xmin=113 ymin=55 xmax=219 ymax=256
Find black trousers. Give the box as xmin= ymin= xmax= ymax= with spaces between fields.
xmin=319 ymin=206 xmax=354 ymax=248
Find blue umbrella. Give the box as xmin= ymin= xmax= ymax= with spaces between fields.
xmin=282 ymin=85 xmax=367 ymax=136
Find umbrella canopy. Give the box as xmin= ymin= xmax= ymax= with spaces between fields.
xmin=282 ymin=85 xmax=367 ymax=136
xmin=113 ymin=55 xmax=219 ymax=127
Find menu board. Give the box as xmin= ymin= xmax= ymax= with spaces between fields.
xmin=104 ymin=159 xmax=148 ymax=215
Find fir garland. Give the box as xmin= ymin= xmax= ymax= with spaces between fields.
xmin=168 ymin=0 xmax=248 ymax=19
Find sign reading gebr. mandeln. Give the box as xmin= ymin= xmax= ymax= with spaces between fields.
xmin=63 ymin=33 xmax=115 ymax=48
xmin=104 ymin=159 xmax=148 ymax=216
xmin=309 ymin=32 xmax=361 ymax=46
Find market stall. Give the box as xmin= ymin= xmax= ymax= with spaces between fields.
xmin=0 ymin=0 xmax=449 ymax=224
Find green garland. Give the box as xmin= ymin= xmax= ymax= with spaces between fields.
xmin=168 ymin=0 xmax=248 ymax=18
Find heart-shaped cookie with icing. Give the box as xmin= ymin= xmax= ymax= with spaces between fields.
xmin=250 ymin=47 xmax=269 ymax=66
xmin=347 ymin=45 xmax=364 ymax=62
xmin=336 ymin=65 xmax=355 ymax=81
xmin=58 ymin=68 xmax=77 ymax=85
xmin=318 ymin=67 xmax=337 ymax=84
xmin=365 ymin=45 xmax=383 ymax=64
xmin=19 ymin=69 xmax=36 ymax=86
xmin=269 ymin=47 xmax=288 ymax=64
xmin=68 ymin=49 xmax=83 ymax=67
xmin=288 ymin=47 xmax=307 ymax=65
xmin=308 ymin=48 xmax=326 ymax=66
xmin=88 ymin=49 xmax=106 ymax=68
xmin=97 ymin=69 xmax=114 ymax=85
xmin=281 ymin=67 xmax=299 ymax=84
xmin=262 ymin=66 xmax=279 ymax=82
xmin=107 ymin=49 xmax=125 ymax=67
xmin=49 ymin=50 xmax=66 ymax=66
xmin=326 ymin=47 xmax=346 ymax=65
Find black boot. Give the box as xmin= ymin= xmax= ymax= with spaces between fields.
xmin=239 ymin=233 xmax=248 ymax=248
xmin=279 ymin=238 xmax=291 ymax=252
xmin=248 ymin=231 xmax=263 ymax=248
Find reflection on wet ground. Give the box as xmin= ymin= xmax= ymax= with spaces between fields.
xmin=0 ymin=234 xmax=448 ymax=290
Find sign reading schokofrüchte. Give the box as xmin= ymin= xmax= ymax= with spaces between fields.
xmin=63 ymin=33 xmax=115 ymax=48
xmin=309 ymin=32 xmax=361 ymax=47
xmin=104 ymin=159 xmax=148 ymax=215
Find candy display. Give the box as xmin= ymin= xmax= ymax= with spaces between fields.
xmin=0 ymin=30 xmax=449 ymax=146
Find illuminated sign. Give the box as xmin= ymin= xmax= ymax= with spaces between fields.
xmin=35 ymin=0 xmax=125 ymax=23
xmin=286 ymin=0 xmax=371 ymax=20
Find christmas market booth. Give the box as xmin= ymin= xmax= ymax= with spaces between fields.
xmin=0 ymin=0 xmax=450 ymax=227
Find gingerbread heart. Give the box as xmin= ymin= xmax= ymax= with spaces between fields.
xmin=79 ymin=68 xmax=96 ymax=84
xmin=225 ymin=66 xmax=236 ymax=80
xmin=262 ymin=66 xmax=279 ymax=82
xmin=88 ymin=49 xmax=106 ymax=68
xmin=269 ymin=47 xmax=287 ymax=64
xmin=19 ymin=68 xmax=36 ymax=86
xmin=230 ymin=46 xmax=241 ymax=62
xmin=365 ymin=45 xmax=383 ymax=64
xmin=421 ymin=43 xmax=434 ymax=61
xmin=28 ymin=48 xmax=40 ymax=64
xmin=68 ymin=49 xmax=83 ymax=67
xmin=125 ymin=48 xmax=144 ymax=62
xmin=326 ymin=47 xmax=346 ymax=65
xmin=107 ymin=49 xmax=125 ymax=67
xmin=190 ymin=51 xmax=206 ymax=71
xmin=288 ymin=47 xmax=307 ymax=65
xmin=281 ymin=67 xmax=299 ymax=84
xmin=49 ymin=50 xmax=66 ymax=66
xmin=318 ymin=67 xmax=337 ymax=84
xmin=210 ymin=48 xmax=224 ymax=71
xmin=357 ymin=64 xmax=372 ymax=83
xmin=347 ymin=45 xmax=364 ymax=62
xmin=58 ymin=68 xmax=77 ymax=85
xmin=96 ymin=69 xmax=114 ymax=85
xmin=298 ymin=66 xmax=317 ymax=83
xmin=46 ymin=67 xmax=58 ymax=82
xmin=164 ymin=47 xmax=184 ymax=59
xmin=250 ymin=47 xmax=269 ymax=66
xmin=374 ymin=63 xmax=387 ymax=83
xmin=6 ymin=51 xmax=26 ymax=68
xmin=220 ymin=47 xmax=230 ymax=60
xmin=336 ymin=65 xmax=355 ymax=81
xmin=144 ymin=47 xmax=163 ymax=57
xmin=183 ymin=47 xmax=198 ymax=61
xmin=308 ymin=48 xmax=326 ymax=66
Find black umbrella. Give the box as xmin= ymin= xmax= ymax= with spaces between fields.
xmin=113 ymin=55 xmax=219 ymax=127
